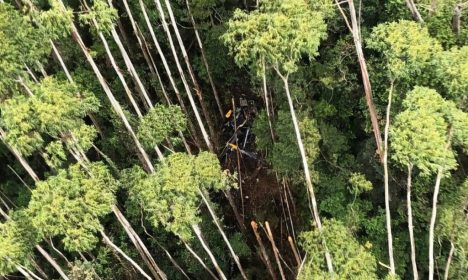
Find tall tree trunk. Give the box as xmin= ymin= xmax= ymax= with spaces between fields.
xmin=443 ymin=242 xmax=455 ymax=280
xmin=265 ymin=222 xmax=285 ymax=280
xmin=407 ymin=164 xmax=418 ymax=280
xmin=186 ymin=0 xmax=224 ymax=118
xmin=198 ymin=189 xmax=248 ymax=280
xmin=277 ymin=73 xmax=334 ymax=274
xmin=191 ymin=224 xmax=227 ymax=280
xmin=138 ymin=0 xmax=202 ymax=149
xmin=112 ymin=205 xmax=166 ymax=280
xmin=405 ymin=0 xmax=424 ymax=22
xmin=100 ymin=231 xmax=152 ymax=280
xmin=183 ymin=242 xmax=219 ymax=280
xmin=262 ymin=58 xmax=275 ymax=141
xmin=95 ymin=26 xmax=144 ymax=118
xmin=251 ymin=221 xmax=276 ymax=280
xmin=0 ymin=129 xmax=40 ymax=182
xmin=347 ymin=0 xmax=383 ymax=160
xmin=35 ymin=245 xmax=70 ymax=280
xmin=383 ymin=83 xmax=396 ymax=275
xmin=151 ymin=0 xmax=214 ymax=152
xmin=429 ymin=131 xmax=453 ymax=280
xmin=162 ymin=0 xmax=217 ymax=148
xmin=54 ymin=0 xmax=154 ymax=173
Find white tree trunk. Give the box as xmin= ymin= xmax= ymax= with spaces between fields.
xmin=191 ymin=224 xmax=227 ymax=280
xmin=56 ymin=0 xmax=154 ymax=173
xmin=429 ymin=168 xmax=444 ymax=280
xmin=198 ymin=189 xmax=247 ymax=279
xmin=183 ymin=242 xmax=219 ymax=280
xmin=443 ymin=242 xmax=455 ymax=280
xmin=100 ymin=231 xmax=152 ymax=280
xmin=186 ymin=0 xmax=223 ymax=118
xmin=279 ymin=74 xmax=334 ymax=274
xmin=383 ymin=83 xmax=396 ymax=275
xmin=407 ymin=164 xmax=418 ymax=279
xmin=152 ymin=0 xmax=213 ymax=152
xmin=162 ymin=0 xmax=217 ymax=147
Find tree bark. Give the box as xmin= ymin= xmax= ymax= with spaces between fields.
xmin=405 ymin=0 xmax=424 ymax=22
xmin=278 ymin=73 xmax=334 ymax=274
xmin=55 ymin=0 xmax=154 ymax=173
xmin=443 ymin=242 xmax=455 ymax=280
xmin=112 ymin=205 xmax=166 ymax=280
xmin=191 ymin=224 xmax=227 ymax=280
xmin=186 ymin=0 xmax=224 ymax=118
xmin=198 ymin=189 xmax=248 ymax=280
xmin=265 ymin=222 xmax=285 ymax=280
xmin=183 ymin=242 xmax=219 ymax=280
xmin=162 ymin=0 xmax=217 ymax=148
xmin=251 ymin=221 xmax=276 ymax=280
xmin=347 ymin=0 xmax=383 ymax=160
xmin=152 ymin=0 xmax=214 ymax=152
xmin=429 ymin=131 xmax=453 ymax=280
xmin=383 ymin=83 xmax=396 ymax=275
xmin=262 ymin=58 xmax=275 ymax=141
xmin=138 ymin=0 xmax=202 ymax=149
xmin=100 ymin=231 xmax=152 ymax=280
xmin=407 ymin=164 xmax=418 ymax=280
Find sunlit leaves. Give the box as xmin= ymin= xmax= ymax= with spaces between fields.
xmin=368 ymin=20 xmax=442 ymax=80
xmin=137 ymin=105 xmax=186 ymax=148
xmin=222 ymin=0 xmax=327 ymax=75
xmin=28 ymin=163 xmax=118 ymax=252
xmin=390 ymin=87 xmax=467 ymax=175
xmin=298 ymin=219 xmax=378 ymax=279
xmin=124 ymin=152 xmax=229 ymax=240
xmin=79 ymin=0 xmax=118 ymax=35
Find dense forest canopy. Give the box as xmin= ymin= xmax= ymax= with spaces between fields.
xmin=0 ymin=0 xmax=467 ymax=279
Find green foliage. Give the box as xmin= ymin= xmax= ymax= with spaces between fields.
xmin=223 ymin=0 xmax=327 ymax=75
xmin=124 ymin=152 xmax=230 ymax=240
xmin=435 ymin=46 xmax=468 ymax=107
xmin=0 ymin=210 xmax=38 ymax=276
xmin=0 ymin=3 xmax=49 ymax=96
xmin=368 ymin=20 xmax=441 ymax=80
xmin=34 ymin=0 xmax=74 ymax=40
xmin=1 ymin=77 xmax=99 ymax=156
xmin=298 ymin=219 xmax=378 ymax=279
xmin=28 ymin=162 xmax=118 ymax=252
xmin=348 ymin=172 xmax=373 ymax=196
xmin=391 ymin=86 xmax=467 ymax=175
xmin=79 ymin=0 xmax=118 ymax=35
xmin=137 ymin=104 xmax=186 ymax=148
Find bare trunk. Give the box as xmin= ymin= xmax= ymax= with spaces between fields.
xmin=443 ymin=242 xmax=455 ymax=280
xmin=186 ymin=0 xmax=224 ymax=118
xmin=288 ymin=236 xmax=302 ymax=267
xmin=138 ymin=0 xmax=202 ymax=149
xmin=183 ymin=242 xmax=219 ymax=280
xmin=112 ymin=205 xmax=166 ymax=280
xmin=0 ymin=128 xmax=40 ymax=182
xmin=383 ymin=83 xmax=396 ymax=275
xmin=223 ymin=190 xmax=247 ymax=235
xmin=429 ymin=130 xmax=453 ymax=280
xmin=191 ymin=224 xmax=227 ymax=280
xmin=152 ymin=0 xmax=213 ymax=152
xmin=55 ymin=0 xmax=154 ymax=173
xmin=35 ymin=245 xmax=70 ymax=280
xmin=429 ymin=168 xmax=444 ymax=280
xmin=407 ymin=164 xmax=418 ymax=279
xmin=198 ymin=189 xmax=248 ymax=280
xmin=405 ymin=0 xmax=424 ymax=22
xmin=100 ymin=231 xmax=152 ymax=280
xmin=452 ymin=4 xmax=462 ymax=36
xmin=265 ymin=222 xmax=285 ymax=280
xmin=347 ymin=0 xmax=383 ymax=160
xmin=262 ymin=59 xmax=275 ymax=141
xmin=251 ymin=221 xmax=276 ymax=280
xmin=279 ymin=74 xmax=334 ymax=274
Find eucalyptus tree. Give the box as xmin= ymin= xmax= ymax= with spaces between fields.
xmin=138 ymin=0 xmax=202 ymax=149
xmin=124 ymin=152 xmax=247 ymax=279
xmin=368 ymin=20 xmax=443 ymax=278
xmin=152 ymin=0 xmax=214 ymax=152
xmin=223 ymin=0 xmax=334 ymax=273
xmin=32 ymin=0 xmax=155 ymax=173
